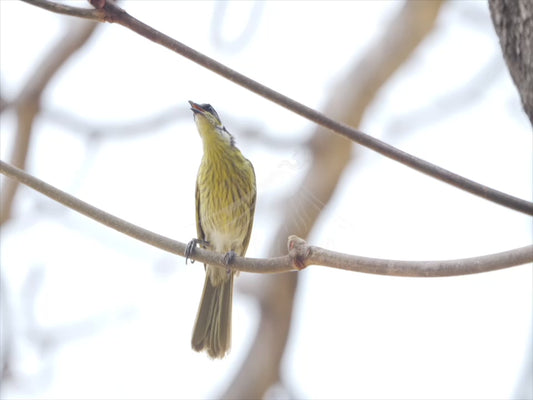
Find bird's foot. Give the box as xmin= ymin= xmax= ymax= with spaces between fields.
xmin=223 ymin=250 xmax=237 ymax=275
xmin=185 ymin=238 xmax=209 ymax=264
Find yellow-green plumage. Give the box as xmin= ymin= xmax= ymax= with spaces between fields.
xmin=189 ymin=101 xmax=256 ymax=359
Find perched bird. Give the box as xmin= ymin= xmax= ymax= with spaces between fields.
xmin=186 ymin=101 xmax=256 ymax=359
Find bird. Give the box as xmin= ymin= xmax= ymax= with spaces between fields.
xmin=185 ymin=101 xmax=256 ymax=359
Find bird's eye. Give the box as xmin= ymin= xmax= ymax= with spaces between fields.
xmin=201 ymin=104 xmax=213 ymax=113
xmin=202 ymin=104 xmax=219 ymax=120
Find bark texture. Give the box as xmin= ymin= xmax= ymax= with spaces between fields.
xmin=489 ymin=0 xmax=533 ymax=126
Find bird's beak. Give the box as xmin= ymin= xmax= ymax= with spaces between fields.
xmin=189 ymin=101 xmax=204 ymax=115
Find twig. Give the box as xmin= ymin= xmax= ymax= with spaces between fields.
xmin=19 ymin=0 xmax=533 ymax=215
xmin=1 ymin=160 xmax=531 ymax=276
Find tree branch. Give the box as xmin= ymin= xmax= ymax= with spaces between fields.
xmin=19 ymin=0 xmax=533 ymax=216
xmin=1 ymin=160 xmax=531 ymax=276
xmin=287 ymin=235 xmax=532 ymax=277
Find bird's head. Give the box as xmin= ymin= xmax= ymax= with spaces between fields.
xmin=189 ymin=101 xmax=234 ymax=147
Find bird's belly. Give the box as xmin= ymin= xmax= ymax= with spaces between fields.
xmin=198 ymin=185 xmax=250 ymax=255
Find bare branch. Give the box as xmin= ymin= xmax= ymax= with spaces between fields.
xmin=19 ymin=0 xmax=533 ymax=215
xmin=1 ymin=161 xmax=531 ymax=276
xmin=287 ymin=235 xmax=532 ymax=277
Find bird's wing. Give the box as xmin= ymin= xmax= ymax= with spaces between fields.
xmin=241 ymin=160 xmax=256 ymax=255
xmin=195 ymin=180 xmax=206 ymax=244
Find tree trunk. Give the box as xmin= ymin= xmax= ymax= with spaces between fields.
xmin=489 ymin=0 xmax=533 ymax=126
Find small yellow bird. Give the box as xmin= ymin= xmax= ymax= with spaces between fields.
xmin=186 ymin=101 xmax=256 ymax=359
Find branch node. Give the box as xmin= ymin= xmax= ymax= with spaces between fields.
xmin=88 ymin=0 xmax=124 ymax=23
xmin=287 ymin=235 xmax=311 ymax=270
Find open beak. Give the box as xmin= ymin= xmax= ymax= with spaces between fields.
xmin=189 ymin=100 xmax=205 ymax=115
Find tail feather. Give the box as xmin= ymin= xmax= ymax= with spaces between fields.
xmin=192 ymin=267 xmax=234 ymax=358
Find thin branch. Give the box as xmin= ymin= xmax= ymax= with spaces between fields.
xmin=288 ymin=235 xmax=533 ymax=277
xmin=19 ymin=0 xmax=533 ymax=216
xmin=1 ymin=160 xmax=531 ymax=276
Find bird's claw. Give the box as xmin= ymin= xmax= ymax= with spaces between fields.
xmin=185 ymin=238 xmax=209 ymax=264
xmin=223 ymin=250 xmax=237 ymax=275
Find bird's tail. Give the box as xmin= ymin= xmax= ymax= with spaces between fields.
xmin=191 ymin=266 xmax=234 ymax=359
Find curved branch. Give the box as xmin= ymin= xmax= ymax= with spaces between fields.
xmin=20 ymin=0 xmax=533 ymax=215
xmin=1 ymin=160 xmax=531 ymax=276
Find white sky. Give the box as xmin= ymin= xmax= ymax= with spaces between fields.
xmin=1 ymin=1 xmax=532 ymax=399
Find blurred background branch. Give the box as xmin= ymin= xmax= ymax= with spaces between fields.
xmin=383 ymin=55 xmax=506 ymax=139
xmin=222 ymin=1 xmax=446 ymax=398
xmin=210 ymin=1 xmax=264 ymax=53
xmin=34 ymin=104 xmax=302 ymax=148
xmin=0 ymin=18 xmax=99 ymax=225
